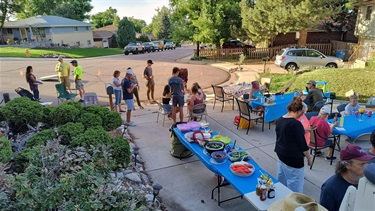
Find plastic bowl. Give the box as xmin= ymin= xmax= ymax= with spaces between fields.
xmin=228 ymin=151 xmax=250 ymax=162
xmin=205 ymin=141 xmax=225 ymax=155
xmin=211 ymin=151 xmax=227 ymax=163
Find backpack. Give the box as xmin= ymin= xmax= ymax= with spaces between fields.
xmin=178 ymin=68 xmax=188 ymax=83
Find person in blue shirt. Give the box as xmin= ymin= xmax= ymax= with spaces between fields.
xmin=122 ymin=69 xmax=137 ymax=127
xmin=168 ymin=67 xmax=184 ymax=123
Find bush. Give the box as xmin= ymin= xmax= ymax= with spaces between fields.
xmin=1 ymin=97 xmax=44 ymax=127
xmin=102 ymin=111 xmax=123 ymax=131
xmin=70 ymin=126 xmax=111 ymax=148
xmin=108 ymin=137 xmax=131 ymax=166
xmin=57 ymin=122 xmax=85 ymax=145
xmin=13 ymin=147 xmax=40 ymax=173
xmin=64 ymin=101 xmax=83 ymax=110
xmin=0 ymin=137 xmax=12 ymax=163
xmin=50 ymin=103 xmax=81 ymax=126
xmin=26 ymin=129 xmax=56 ymax=148
xmin=77 ymin=112 xmax=102 ymax=129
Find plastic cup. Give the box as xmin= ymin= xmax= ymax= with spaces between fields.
xmin=368 ymin=111 xmax=372 ymax=117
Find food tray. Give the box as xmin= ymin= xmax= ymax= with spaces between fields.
xmin=229 ymin=161 xmax=255 ymax=177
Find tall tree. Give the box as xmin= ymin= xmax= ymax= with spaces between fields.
xmin=117 ymin=17 xmax=135 ymax=48
xmin=319 ymin=0 xmax=358 ymax=32
xmin=241 ymin=0 xmax=342 ymax=46
xmin=158 ymin=14 xmax=172 ymax=40
xmin=146 ymin=6 xmax=171 ymax=38
xmin=91 ymin=7 xmax=119 ymax=28
xmin=128 ymin=17 xmax=147 ymax=33
xmin=0 ymin=0 xmax=23 ymax=31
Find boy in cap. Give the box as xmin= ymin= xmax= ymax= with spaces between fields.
xmin=55 ymin=56 xmax=71 ymax=89
xmin=70 ymin=60 xmax=85 ymax=102
xmin=143 ymin=59 xmax=155 ymax=103
xmin=301 ymin=80 xmax=323 ymax=111
xmin=122 ymin=69 xmax=137 ymax=127
xmin=320 ymin=144 xmax=375 ymax=211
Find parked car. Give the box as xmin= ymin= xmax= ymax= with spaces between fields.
xmin=274 ymin=47 xmax=344 ymax=71
xmin=143 ymin=42 xmax=155 ymax=53
xmin=164 ymin=42 xmax=176 ymax=50
xmin=124 ymin=42 xmax=145 ymax=55
xmin=222 ymin=40 xmax=255 ymax=49
xmin=152 ymin=41 xmax=164 ymax=51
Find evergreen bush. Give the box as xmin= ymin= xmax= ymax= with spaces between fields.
xmin=108 ymin=137 xmax=131 ymax=166
xmin=50 ymin=103 xmax=81 ymax=126
xmin=77 ymin=112 xmax=102 ymax=129
xmin=0 ymin=137 xmax=12 ymax=163
xmin=26 ymin=129 xmax=56 ymax=148
xmin=1 ymin=97 xmax=44 ymax=127
xmin=102 ymin=111 xmax=123 ymax=131
xmin=57 ymin=122 xmax=85 ymax=145
xmin=70 ymin=126 xmax=111 ymax=148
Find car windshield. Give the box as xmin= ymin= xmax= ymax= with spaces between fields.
xmin=278 ymin=50 xmax=285 ymax=56
xmin=127 ymin=43 xmax=136 ymax=46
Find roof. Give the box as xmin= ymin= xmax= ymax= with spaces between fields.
xmin=94 ymin=25 xmax=118 ymax=33
xmin=352 ymin=0 xmax=375 ymax=6
xmin=3 ymin=15 xmax=93 ymax=28
xmin=92 ymin=30 xmax=114 ymax=39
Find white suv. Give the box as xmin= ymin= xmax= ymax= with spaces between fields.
xmin=274 ymin=47 xmax=344 ymax=71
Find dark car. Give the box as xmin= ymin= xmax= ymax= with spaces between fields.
xmin=143 ymin=42 xmax=155 ymax=53
xmin=164 ymin=42 xmax=176 ymax=50
xmin=222 ymin=40 xmax=254 ymax=49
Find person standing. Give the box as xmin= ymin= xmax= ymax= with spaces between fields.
xmin=320 ymin=144 xmax=375 ymax=211
xmin=25 ymin=66 xmax=40 ymax=101
xmin=55 ymin=56 xmax=70 ymax=89
xmin=112 ymin=70 xmax=125 ymax=113
xmin=143 ymin=59 xmax=155 ymax=103
xmin=122 ymin=69 xmax=137 ymax=127
xmin=128 ymin=67 xmax=144 ymax=109
xmin=70 ymin=60 xmax=85 ymax=102
xmin=274 ymin=97 xmax=312 ymax=193
xmin=168 ymin=67 xmax=184 ymax=123
xmin=301 ymin=80 xmax=323 ymax=111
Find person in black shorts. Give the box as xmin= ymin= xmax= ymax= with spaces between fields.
xmin=168 ymin=67 xmax=184 ymax=123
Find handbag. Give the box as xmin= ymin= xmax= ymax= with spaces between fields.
xmin=239 ymin=117 xmax=252 ymax=129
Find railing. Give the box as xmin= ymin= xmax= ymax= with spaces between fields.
xmin=195 ymin=43 xmax=333 ymax=60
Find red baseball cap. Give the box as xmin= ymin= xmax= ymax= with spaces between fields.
xmin=340 ymin=144 xmax=375 ymax=161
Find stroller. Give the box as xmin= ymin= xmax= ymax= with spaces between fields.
xmin=15 ymin=87 xmax=37 ymax=101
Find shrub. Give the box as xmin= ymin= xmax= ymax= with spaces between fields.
xmin=77 ymin=112 xmax=102 ymax=129
xmin=26 ymin=129 xmax=56 ymax=148
xmin=102 ymin=111 xmax=123 ymax=131
xmin=57 ymin=122 xmax=85 ymax=145
xmin=50 ymin=103 xmax=81 ymax=126
xmin=82 ymin=106 xmax=110 ymax=122
xmin=64 ymin=101 xmax=83 ymax=110
xmin=1 ymin=97 xmax=44 ymax=127
xmin=0 ymin=137 xmax=12 ymax=163
xmin=108 ymin=137 xmax=131 ymax=166
xmin=13 ymin=147 xmax=40 ymax=173
xmin=70 ymin=126 xmax=111 ymax=148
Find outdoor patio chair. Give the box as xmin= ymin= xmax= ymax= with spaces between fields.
xmin=156 ymin=101 xmax=172 ymax=126
xmin=346 ymin=133 xmax=372 ymax=150
xmin=236 ymin=98 xmax=264 ymax=134
xmin=337 ymin=103 xmax=348 ymax=114
xmin=211 ymin=85 xmax=234 ymax=112
xmin=260 ymin=77 xmax=272 ymax=94
xmin=0 ymin=93 xmax=10 ymax=104
xmin=308 ymin=127 xmax=337 ymax=169
xmin=188 ymin=103 xmax=208 ymax=122
xmin=311 ymin=100 xmax=325 ymax=112
xmin=55 ymin=82 xmax=77 ymax=104
xmin=305 ymin=112 xmax=319 ymax=120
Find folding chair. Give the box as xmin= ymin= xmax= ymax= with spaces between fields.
xmin=188 ymin=103 xmax=208 ymax=122
xmin=55 ymin=82 xmax=77 ymax=104
xmin=212 ymin=85 xmax=234 ymax=112
xmin=236 ymin=98 xmax=264 ymax=134
xmin=156 ymin=102 xmax=172 ymax=126
xmin=308 ymin=128 xmax=336 ymax=169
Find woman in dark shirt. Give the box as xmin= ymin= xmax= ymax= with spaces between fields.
xmin=274 ymin=97 xmax=312 ymax=193
xmin=25 ymin=66 xmax=40 ymax=100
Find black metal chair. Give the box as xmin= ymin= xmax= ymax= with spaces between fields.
xmin=311 ymin=101 xmax=325 ymax=112
xmin=337 ymin=103 xmax=348 ymax=114
xmin=236 ymin=98 xmax=264 ymax=134
xmin=346 ymin=133 xmax=372 ymax=150
xmin=309 ymin=127 xmax=337 ymax=169
xmin=188 ymin=103 xmax=208 ymax=122
xmin=211 ymin=85 xmax=234 ymax=112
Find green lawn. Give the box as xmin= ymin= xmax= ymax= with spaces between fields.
xmin=0 ymin=47 xmax=123 ymax=58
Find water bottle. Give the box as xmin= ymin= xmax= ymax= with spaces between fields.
xmin=339 ymin=117 xmax=344 ymax=127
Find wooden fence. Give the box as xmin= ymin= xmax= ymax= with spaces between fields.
xmin=195 ymin=43 xmax=333 ymax=60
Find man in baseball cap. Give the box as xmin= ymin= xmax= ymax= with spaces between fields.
xmin=55 ymin=55 xmax=71 ymax=89
xmin=122 ymin=68 xmax=137 ymax=127
xmin=320 ymin=144 xmax=375 ymax=211
xmin=301 ymin=79 xmax=323 ymax=111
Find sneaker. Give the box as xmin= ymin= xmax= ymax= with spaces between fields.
xmin=78 ymin=99 xmax=84 ymax=103
xmin=119 ymin=110 xmax=126 ymax=113
xmin=125 ymin=122 xmax=136 ymax=127
xmin=325 ymin=156 xmax=337 ymax=161
xmin=313 ymin=150 xmax=323 ymax=156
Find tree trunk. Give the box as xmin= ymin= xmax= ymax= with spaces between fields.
xmin=298 ymin=30 xmax=307 ymax=47
xmin=196 ymin=41 xmax=200 ymax=57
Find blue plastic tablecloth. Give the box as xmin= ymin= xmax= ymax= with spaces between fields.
xmin=173 ymin=127 xmax=277 ymax=195
xmin=329 ymin=114 xmax=375 ymax=139
xmin=250 ymin=93 xmax=295 ymax=123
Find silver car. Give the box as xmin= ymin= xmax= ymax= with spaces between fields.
xmin=274 ymin=47 xmax=344 ymax=71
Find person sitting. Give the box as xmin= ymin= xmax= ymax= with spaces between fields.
xmin=187 ymin=85 xmax=205 ymax=118
xmin=320 ymin=144 xmax=375 ymax=211
xmin=249 ymin=81 xmax=263 ymax=100
xmin=309 ymin=106 xmax=338 ymax=160
xmin=367 ymin=130 xmax=375 ymax=164
xmin=162 ymin=85 xmax=172 ymax=118
xmin=344 ymin=95 xmax=360 ymax=116
xmin=301 ymin=80 xmax=323 ymax=111
xmin=296 ymin=102 xmax=311 ymax=145
xmin=192 ymin=82 xmax=206 ymax=100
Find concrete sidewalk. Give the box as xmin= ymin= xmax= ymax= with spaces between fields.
xmin=126 ymin=98 xmax=347 ymax=210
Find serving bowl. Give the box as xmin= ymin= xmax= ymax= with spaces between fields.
xmin=211 ymin=151 xmax=227 ymax=163
xmin=205 ymin=141 xmax=225 ymax=155
xmin=228 ymin=151 xmax=250 ymax=162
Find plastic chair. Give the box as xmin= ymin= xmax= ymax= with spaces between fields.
xmin=188 ymin=103 xmax=208 ymax=122
xmin=337 ymin=103 xmax=348 ymax=114
xmin=211 ymin=85 xmax=234 ymax=112
xmin=55 ymin=83 xmax=77 ymax=104
xmin=305 ymin=112 xmax=319 ymax=120
xmin=156 ymin=102 xmax=172 ymax=126
xmin=346 ymin=133 xmax=372 ymax=150
xmin=308 ymin=127 xmax=336 ymax=169
xmin=236 ymin=98 xmax=264 ymax=134
xmin=311 ymin=100 xmax=325 ymax=112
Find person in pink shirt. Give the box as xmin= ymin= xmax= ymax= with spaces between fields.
xmin=297 ymin=102 xmax=311 ymax=145
xmin=310 ymin=106 xmax=338 ymax=161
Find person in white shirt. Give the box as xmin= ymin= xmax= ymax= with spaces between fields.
xmin=345 ymin=95 xmax=360 ymax=116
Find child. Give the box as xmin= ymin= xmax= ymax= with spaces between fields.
xmin=162 ymin=85 xmax=172 ymax=114
xmin=188 ymin=85 xmax=205 ymax=115
xmin=344 ymin=95 xmax=360 ymax=116
xmin=112 ymin=70 xmax=124 ymax=113
xmin=192 ymin=82 xmax=206 ymax=100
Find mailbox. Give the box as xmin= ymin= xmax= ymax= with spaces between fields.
xmin=262 ymin=57 xmax=270 ymax=62
xmin=106 ymin=84 xmax=114 ymax=95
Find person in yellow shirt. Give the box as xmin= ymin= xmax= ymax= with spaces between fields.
xmin=55 ymin=56 xmax=70 ymax=89
xmin=70 ymin=60 xmax=85 ymax=102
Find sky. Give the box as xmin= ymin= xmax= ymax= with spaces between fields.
xmin=90 ymin=0 xmax=170 ymax=25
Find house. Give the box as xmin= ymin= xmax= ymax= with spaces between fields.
xmin=1 ymin=15 xmax=94 ymax=48
xmin=352 ymin=0 xmax=375 ymax=61
xmin=92 ymin=30 xmax=114 ymax=48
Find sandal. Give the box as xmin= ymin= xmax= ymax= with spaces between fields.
xmin=119 ymin=110 xmax=126 ymax=112
xmin=139 ymin=106 xmax=144 ymax=109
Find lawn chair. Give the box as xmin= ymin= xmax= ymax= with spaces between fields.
xmin=55 ymin=83 xmax=77 ymax=104
xmin=212 ymin=85 xmax=234 ymax=112
xmin=156 ymin=102 xmax=172 ymax=126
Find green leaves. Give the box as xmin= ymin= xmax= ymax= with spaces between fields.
xmin=117 ymin=17 xmax=136 ymax=48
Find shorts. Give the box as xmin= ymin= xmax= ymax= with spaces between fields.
xmin=75 ymin=80 xmax=84 ymax=90
xmin=172 ymin=95 xmax=184 ymax=107
xmin=125 ymin=99 xmax=135 ymax=110
xmin=59 ymin=76 xmax=70 ymax=88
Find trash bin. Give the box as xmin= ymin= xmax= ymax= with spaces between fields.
xmin=335 ymin=50 xmax=347 ymax=61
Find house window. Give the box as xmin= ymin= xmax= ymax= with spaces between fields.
xmin=6 ymin=29 xmax=12 ymax=34
xmin=86 ymin=26 xmax=90 ymax=31
xmin=87 ymin=40 xmax=91 ymax=46
xmin=366 ymin=6 xmax=372 ymax=20
xmin=74 ymin=27 xmax=78 ymax=31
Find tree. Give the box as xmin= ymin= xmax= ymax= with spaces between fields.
xmin=136 ymin=34 xmax=150 ymax=42
xmin=128 ymin=17 xmax=147 ymax=33
xmin=0 ymin=0 xmax=23 ymax=32
xmin=319 ymin=0 xmax=358 ymax=32
xmin=117 ymin=17 xmax=136 ymax=48
xmin=91 ymin=7 xmax=119 ymax=28
xmin=146 ymin=6 xmax=171 ymax=38
xmin=242 ymin=0 xmax=343 ymax=46
xmin=158 ymin=15 xmax=172 ymax=40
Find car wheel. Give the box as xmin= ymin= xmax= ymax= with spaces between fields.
xmin=124 ymin=51 xmax=129 ymax=55
xmin=285 ymin=63 xmax=298 ymax=71
xmin=135 ymin=49 xmax=138 ymax=54
xmin=326 ymin=63 xmax=337 ymax=68
xmin=147 ymin=49 xmax=151 ymax=53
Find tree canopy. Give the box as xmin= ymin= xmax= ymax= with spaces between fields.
xmin=128 ymin=17 xmax=147 ymax=33
xmin=91 ymin=7 xmax=120 ymax=28
xmin=0 ymin=0 xmax=23 ymax=31
xmin=117 ymin=17 xmax=136 ymax=48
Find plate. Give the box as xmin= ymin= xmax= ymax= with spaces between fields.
xmin=210 ymin=158 xmax=226 ymax=165
xmin=212 ymin=135 xmax=231 ymax=145
xmin=229 ymin=161 xmax=255 ymax=177
xmin=184 ymin=132 xmax=195 ymax=143
xmin=264 ymin=102 xmax=276 ymax=106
